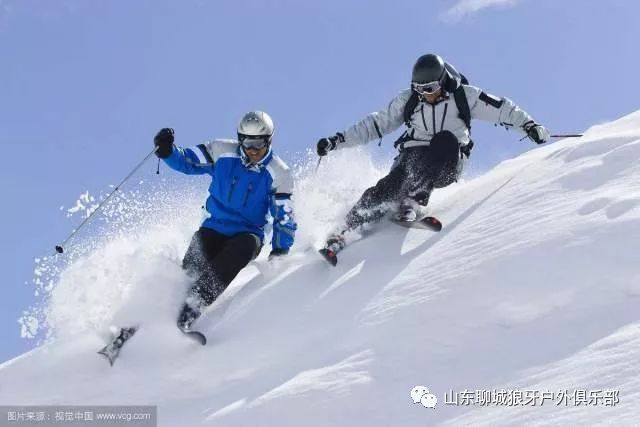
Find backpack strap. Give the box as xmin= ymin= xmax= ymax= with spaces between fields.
xmin=453 ymin=85 xmax=471 ymax=131
xmin=393 ymin=129 xmax=414 ymax=150
xmin=406 ymin=83 xmax=471 ymax=131
xmin=403 ymin=91 xmax=420 ymax=128
xmin=404 ymin=68 xmax=471 ymax=137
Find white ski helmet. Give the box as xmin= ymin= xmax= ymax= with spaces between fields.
xmin=237 ymin=111 xmax=275 ymax=143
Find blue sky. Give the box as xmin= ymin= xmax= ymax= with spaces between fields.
xmin=1 ymin=0 xmax=638 ymax=363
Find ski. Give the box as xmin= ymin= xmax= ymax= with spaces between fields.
xmin=392 ymin=215 xmax=443 ymax=231
xmin=98 ymin=327 xmax=137 ymax=366
xmin=320 ymin=216 xmax=442 ymax=267
xmin=179 ymin=327 xmax=207 ymax=345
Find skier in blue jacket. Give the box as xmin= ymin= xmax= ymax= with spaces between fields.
xmin=154 ymin=111 xmax=297 ymax=331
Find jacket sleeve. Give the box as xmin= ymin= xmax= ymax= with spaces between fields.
xmin=338 ymin=90 xmax=411 ymax=149
xmin=464 ymin=85 xmax=535 ymax=134
xmin=163 ymin=143 xmax=216 ymax=175
xmin=268 ymin=161 xmax=297 ymax=251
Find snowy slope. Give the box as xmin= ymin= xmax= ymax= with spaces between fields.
xmin=2 ymin=111 xmax=640 ymax=426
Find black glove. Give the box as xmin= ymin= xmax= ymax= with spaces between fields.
xmin=316 ymin=133 xmax=344 ymax=157
xmin=268 ymin=248 xmax=289 ymax=261
xmin=523 ymin=121 xmax=550 ymax=145
xmin=154 ymin=128 xmax=175 ymax=158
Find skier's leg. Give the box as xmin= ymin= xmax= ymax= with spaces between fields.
xmin=404 ymin=131 xmax=462 ymax=212
xmin=190 ymin=232 xmax=261 ymax=307
xmin=344 ymin=154 xmax=410 ymax=230
xmin=426 ymin=130 xmax=463 ymax=188
xmin=182 ymin=228 xmax=226 ymax=276
xmin=178 ymin=228 xmax=230 ymax=329
xmin=395 ymin=146 xmax=433 ymax=219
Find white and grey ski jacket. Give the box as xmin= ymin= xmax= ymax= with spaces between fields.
xmin=338 ymin=85 xmax=536 ymax=150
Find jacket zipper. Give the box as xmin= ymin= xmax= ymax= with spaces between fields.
xmin=431 ymin=103 xmax=437 ymax=135
xmin=228 ymin=176 xmax=238 ymax=202
xmin=243 ymin=182 xmax=253 ymax=207
xmin=420 ymin=105 xmax=429 ymax=132
xmin=440 ymin=103 xmax=449 ymax=132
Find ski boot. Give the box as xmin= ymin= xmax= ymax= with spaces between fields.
xmin=395 ymin=206 xmax=418 ymax=222
xmin=319 ymin=233 xmax=346 ymax=267
xmin=395 ymin=198 xmax=421 ymax=222
xmin=176 ymin=301 xmax=207 ymax=345
xmin=98 ymin=327 xmax=137 ymax=366
xmin=177 ymin=302 xmax=201 ymax=331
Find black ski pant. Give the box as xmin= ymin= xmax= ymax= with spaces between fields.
xmin=182 ymin=227 xmax=261 ymax=306
xmin=345 ymin=130 xmax=462 ymax=230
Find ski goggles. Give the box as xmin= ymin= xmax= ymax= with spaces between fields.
xmin=238 ymin=134 xmax=271 ymax=150
xmin=412 ymin=81 xmax=442 ymax=95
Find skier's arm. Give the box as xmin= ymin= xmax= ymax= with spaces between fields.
xmin=337 ymin=90 xmax=410 ymax=149
xmin=268 ymin=162 xmax=297 ymax=253
xmin=465 ymin=85 xmax=536 ymax=133
xmin=163 ymin=144 xmax=216 ymax=175
xmin=269 ymin=194 xmax=297 ymax=252
xmin=164 ymin=139 xmax=238 ymax=175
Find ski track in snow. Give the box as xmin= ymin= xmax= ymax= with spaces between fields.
xmin=2 ymin=112 xmax=640 ymax=426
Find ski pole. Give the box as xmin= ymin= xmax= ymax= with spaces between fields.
xmin=520 ymin=132 xmax=584 ymax=142
xmin=55 ymin=147 xmax=158 ymax=254
xmin=314 ymin=156 xmax=323 ymax=173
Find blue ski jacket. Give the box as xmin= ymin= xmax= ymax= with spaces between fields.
xmin=163 ymin=139 xmax=297 ymax=251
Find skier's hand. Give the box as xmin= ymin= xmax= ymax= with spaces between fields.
xmin=154 ymin=128 xmax=175 ymax=158
xmin=268 ymin=248 xmax=289 ymax=261
xmin=316 ymin=133 xmax=344 ymax=156
xmin=523 ymin=122 xmax=550 ymax=145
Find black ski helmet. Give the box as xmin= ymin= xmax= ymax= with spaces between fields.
xmin=411 ymin=54 xmax=446 ymax=84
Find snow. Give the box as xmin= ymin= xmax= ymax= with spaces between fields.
xmin=2 ymin=111 xmax=640 ymax=426
xmin=66 ymin=190 xmax=98 ymax=218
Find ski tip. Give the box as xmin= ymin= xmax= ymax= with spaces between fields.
xmin=190 ymin=331 xmax=207 ymax=346
xmin=179 ymin=328 xmax=207 ymax=346
xmin=97 ymin=350 xmax=115 ymax=367
xmin=423 ymin=216 xmax=443 ymax=232
xmin=318 ymin=248 xmax=338 ymax=266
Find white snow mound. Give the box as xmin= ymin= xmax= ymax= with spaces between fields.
xmin=2 ymin=111 xmax=640 ymax=426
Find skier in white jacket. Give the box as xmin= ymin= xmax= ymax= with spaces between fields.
xmin=317 ymin=53 xmax=550 ymax=255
